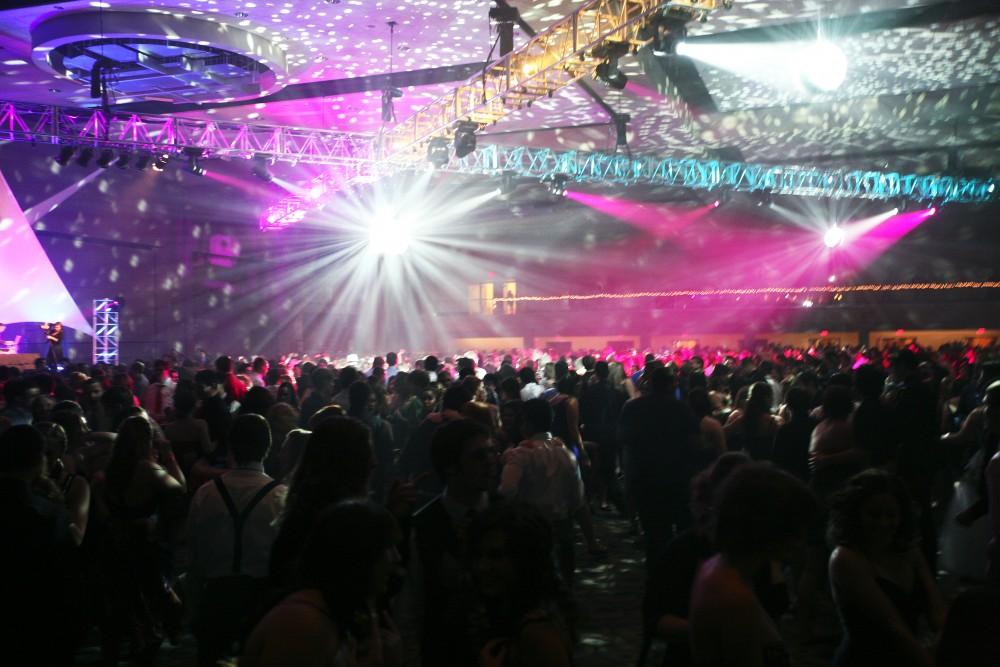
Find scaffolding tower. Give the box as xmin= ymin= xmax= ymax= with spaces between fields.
xmin=92 ymin=298 xmax=120 ymax=365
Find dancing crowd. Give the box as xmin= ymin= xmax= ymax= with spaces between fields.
xmin=1 ymin=340 xmax=999 ymax=666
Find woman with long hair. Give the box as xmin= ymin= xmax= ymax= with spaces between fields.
xmin=98 ymin=415 xmax=185 ymax=664
xmin=688 ymin=387 xmax=726 ymax=465
xmin=827 ymin=470 xmax=944 ymax=667
xmin=269 ymin=416 xmax=374 ymax=588
xmin=243 ymin=500 xmax=402 ymax=666
xmin=724 ymin=382 xmax=781 ymax=460
xmin=689 ymin=464 xmax=817 ymax=666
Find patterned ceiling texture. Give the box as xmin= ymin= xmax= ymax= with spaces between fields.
xmin=1 ymin=0 xmax=998 ymax=172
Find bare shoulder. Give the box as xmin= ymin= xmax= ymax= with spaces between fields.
xmin=829 ymin=545 xmax=871 ymax=578
xmin=692 ymin=557 xmax=757 ymax=612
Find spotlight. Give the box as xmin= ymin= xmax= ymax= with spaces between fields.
xmin=754 ymin=189 xmax=773 ymax=208
xmin=713 ymin=188 xmax=732 ymax=209
xmin=545 ymin=173 xmax=569 ymax=197
xmin=134 ymin=153 xmax=151 ymax=171
xmin=183 ymin=147 xmax=206 ymax=176
xmin=96 ymin=148 xmax=115 ymax=168
xmin=381 ymin=87 xmax=402 ymax=123
xmin=651 ymin=14 xmax=688 ymax=56
xmin=54 ymin=145 xmax=75 ymax=166
xmin=152 ymin=153 xmax=170 ymax=171
xmin=76 ymin=147 xmax=94 ymax=167
xmin=499 ymin=170 xmax=518 ymax=198
xmin=368 ymin=209 xmax=412 ymax=256
xmin=186 ymin=155 xmax=205 ymax=176
xmin=612 ymin=113 xmax=630 ymax=149
xmin=453 ymin=121 xmax=478 ymax=159
xmin=251 ymin=154 xmax=273 ymax=182
xmin=823 ymin=226 xmax=845 ymax=248
xmin=114 ymin=152 xmax=131 ymax=169
xmin=594 ymin=62 xmax=627 ymax=90
xmin=593 ymin=41 xmax=629 ymax=90
xmin=799 ymin=40 xmax=848 ymax=92
xmin=427 ymin=137 xmax=450 ymax=168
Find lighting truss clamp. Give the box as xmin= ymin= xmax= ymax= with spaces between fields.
xmin=378 ymin=0 xmax=727 ymax=164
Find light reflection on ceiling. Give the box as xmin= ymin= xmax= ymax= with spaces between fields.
xmin=0 ymin=0 xmax=998 ymax=172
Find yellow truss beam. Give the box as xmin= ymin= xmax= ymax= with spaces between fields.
xmin=378 ymin=0 xmax=725 ymax=163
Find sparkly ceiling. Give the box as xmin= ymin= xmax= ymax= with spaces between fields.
xmin=1 ymin=0 xmax=998 ymax=171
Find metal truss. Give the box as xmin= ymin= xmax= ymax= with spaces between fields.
xmin=0 ymin=100 xmax=371 ymax=165
xmin=378 ymin=0 xmax=726 ymax=163
xmin=452 ymin=145 xmax=996 ymax=203
xmin=92 ymin=298 xmax=120 ymax=366
xmin=259 ymin=164 xmax=374 ymax=231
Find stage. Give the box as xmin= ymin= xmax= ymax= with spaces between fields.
xmin=0 ymin=353 xmax=42 ymax=371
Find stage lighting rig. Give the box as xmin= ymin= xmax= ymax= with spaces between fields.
xmin=76 ymin=147 xmax=94 ymax=167
xmin=453 ymin=121 xmax=478 ymax=159
xmin=489 ymin=1 xmax=520 ymax=57
xmin=823 ymin=226 xmax=845 ymax=249
xmin=251 ymin=154 xmax=273 ymax=182
xmin=545 ymin=173 xmax=569 ymax=197
xmin=54 ymin=145 xmax=75 ymax=166
xmin=381 ymin=87 xmax=403 ymax=123
xmin=184 ymin=148 xmax=206 ymax=176
xmin=427 ymin=137 xmax=450 ymax=168
xmin=498 ymin=170 xmax=518 ymax=198
xmin=593 ymin=41 xmax=630 ymax=90
xmin=640 ymin=9 xmax=690 ymax=57
xmin=134 ymin=153 xmax=151 ymax=171
xmin=96 ymin=148 xmax=115 ymax=168
xmin=114 ymin=152 xmax=131 ymax=169
xmin=612 ymin=113 xmax=631 ymax=151
xmin=152 ymin=153 xmax=170 ymax=172
xmin=381 ymin=21 xmax=402 ymax=124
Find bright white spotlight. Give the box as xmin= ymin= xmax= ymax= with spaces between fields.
xmin=823 ymin=225 xmax=845 ymax=248
xmin=799 ymin=40 xmax=848 ymax=92
xmin=368 ymin=209 xmax=412 ymax=256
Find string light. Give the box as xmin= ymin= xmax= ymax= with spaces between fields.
xmin=491 ymin=282 xmax=1000 ymax=303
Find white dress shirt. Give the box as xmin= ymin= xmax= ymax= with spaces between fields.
xmin=188 ymin=464 xmax=286 ymax=580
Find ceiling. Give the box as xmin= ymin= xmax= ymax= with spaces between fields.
xmin=1 ymin=0 xmax=999 ymax=174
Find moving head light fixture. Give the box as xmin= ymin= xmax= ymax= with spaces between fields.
xmin=593 ymin=41 xmax=630 ymax=90
xmin=427 ymin=137 xmax=450 ymax=168
xmin=453 ymin=121 xmax=479 ymax=159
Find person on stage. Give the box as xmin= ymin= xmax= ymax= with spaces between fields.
xmin=41 ymin=321 xmax=64 ymax=367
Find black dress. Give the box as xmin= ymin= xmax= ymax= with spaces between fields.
xmin=833 ymin=575 xmax=926 ymax=666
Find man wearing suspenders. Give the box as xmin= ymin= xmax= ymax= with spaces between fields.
xmin=187 ymin=414 xmax=287 ymax=667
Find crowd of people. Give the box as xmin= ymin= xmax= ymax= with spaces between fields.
xmin=1 ymin=339 xmax=999 ymax=666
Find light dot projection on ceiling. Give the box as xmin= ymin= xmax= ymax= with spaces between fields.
xmin=0 ymin=0 xmax=995 ymax=168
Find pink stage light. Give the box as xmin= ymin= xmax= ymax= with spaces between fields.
xmin=823 ymin=226 xmax=845 ymax=248
xmin=564 ymin=190 xmax=716 ymax=238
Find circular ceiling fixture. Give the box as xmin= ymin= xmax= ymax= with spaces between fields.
xmin=30 ymin=10 xmax=288 ymax=105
